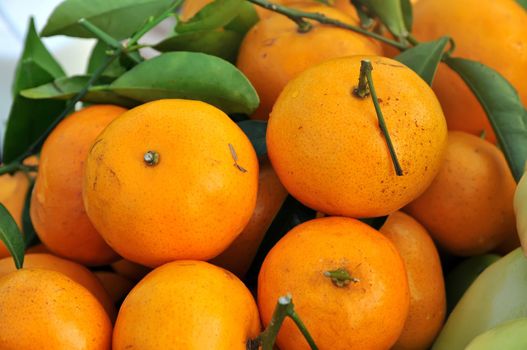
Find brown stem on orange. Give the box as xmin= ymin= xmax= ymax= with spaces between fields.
xmin=324 ymin=268 xmax=359 ymax=287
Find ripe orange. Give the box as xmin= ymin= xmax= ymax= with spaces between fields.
xmin=0 ymin=171 xmax=29 ymax=257
xmin=95 ymin=272 xmax=134 ymax=304
xmin=0 ymin=268 xmax=111 ymax=349
xmin=412 ymin=0 xmax=527 ymax=143
xmin=83 ymin=99 xmax=258 ymax=267
xmin=113 ymin=260 xmax=260 ymax=349
xmin=405 ymin=131 xmax=517 ymax=256
xmin=210 ymin=156 xmax=287 ymax=277
xmin=380 ymin=211 xmax=446 ymax=350
xmin=30 ymin=105 xmax=125 ymax=265
xmin=237 ymin=5 xmax=381 ymax=120
xmin=258 ymin=216 xmax=410 ymax=349
xmin=267 ymin=55 xmax=447 ymax=217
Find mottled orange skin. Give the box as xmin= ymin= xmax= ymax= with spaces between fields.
xmin=111 ymin=259 xmax=151 ymax=282
xmin=405 ymin=131 xmax=517 ymax=256
xmin=412 ymin=0 xmax=527 ymax=143
xmin=267 ymin=55 xmax=447 ymax=218
xmin=380 ymin=211 xmax=446 ymax=350
xmin=237 ymin=5 xmax=381 ymax=120
xmin=0 ymin=171 xmax=29 ymax=257
xmin=83 ymin=99 xmax=258 ymax=267
xmin=30 ymin=105 xmax=125 ymax=265
xmin=210 ymin=156 xmax=287 ymax=277
xmin=0 ymin=268 xmax=111 ymax=350
xmin=113 ymin=260 xmax=260 ymax=349
xmin=95 ymin=272 xmax=134 ymax=305
xmin=0 ymin=254 xmax=115 ymax=320
xmin=258 ymin=217 xmax=410 ymax=350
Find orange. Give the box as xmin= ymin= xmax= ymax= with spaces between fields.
xmin=237 ymin=5 xmax=381 ymax=119
xmin=210 ymin=156 xmax=287 ymax=277
xmin=83 ymin=99 xmax=258 ymax=267
xmin=30 ymin=105 xmax=125 ymax=265
xmin=258 ymin=216 xmax=410 ymax=350
xmin=111 ymin=259 xmax=151 ymax=281
xmin=380 ymin=211 xmax=446 ymax=350
xmin=95 ymin=272 xmax=134 ymax=304
xmin=113 ymin=260 xmax=260 ymax=349
xmin=267 ymin=55 xmax=447 ymax=218
xmin=0 ymin=253 xmax=116 ymax=320
xmin=405 ymin=131 xmax=517 ymax=256
xmin=412 ymin=0 xmax=527 ymax=143
xmin=0 ymin=170 xmax=29 ymax=257
xmin=0 ymin=268 xmax=111 ymax=349
xmin=26 ymin=243 xmax=50 ymax=254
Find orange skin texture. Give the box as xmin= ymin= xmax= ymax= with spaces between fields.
xmin=210 ymin=156 xmax=287 ymax=277
xmin=111 ymin=259 xmax=151 ymax=282
xmin=113 ymin=260 xmax=260 ymax=349
xmin=0 ymin=268 xmax=111 ymax=350
xmin=95 ymin=272 xmax=134 ymax=305
xmin=0 ymin=171 xmax=29 ymax=257
xmin=30 ymin=105 xmax=125 ymax=266
xmin=0 ymin=253 xmax=116 ymax=321
xmin=83 ymin=99 xmax=258 ymax=267
xmin=412 ymin=0 xmax=527 ymax=143
xmin=237 ymin=5 xmax=382 ymax=120
xmin=267 ymin=55 xmax=448 ymax=218
xmin=258 ymin=216 xmax=410 ymax=350
xmin=380 ymin=211 xmax=446 ymax=350
xmin=405 ymin=131 xmax=517 ymax=256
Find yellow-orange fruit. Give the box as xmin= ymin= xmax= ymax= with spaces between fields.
xmin=267 ymin=55 xmax=447 ymax=217
xmin=83 ymin=99 xmax=258 ymax=267
xmin=30 ymin=105 xmax=125 ymax=265
xmin=380 ymin=211 xmax=446 ymax=350
xmin=0 ymin=268 xmax=111 ymax=349
xmin=405 ymin=131 xmax=517 ymax=256
xmin=113 ymin=260 xmax=260 ymax=349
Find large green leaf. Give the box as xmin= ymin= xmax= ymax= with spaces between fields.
xmin=0 ymin=204 xmax=25 ymax=269
xmin=12 ymin=17 xmax=64 ymax=95
xmin=224 ymin=1 xmax=259 ymax=35
xmin=154 ymin=30 xmax=243 ymax=62
xmin=109 ymin=51 xmax=259 ymax=114
xmin=446 ymin=57 xmax=527 ymax=182
xmin=354 ymin=0 xmax=408 ymax=39
xmin=3 ymin=60 xmax=66 ymax=163
xmin=41 ymin=0 xmax=174 ymax=39
xmin=395 ymin=37 xmax=449 ymax=85
xmin=21 ymin=75 xmax=138 ymax=107
xmin=176 ymin=0 xmax=243 ymax=33
xmin=86 ymin=41 xmax=127 ymax=77
xmin=237 ymin=120 xmax=267 ymax=157
xmin=400 ymin=0 xmax=412 ymax=31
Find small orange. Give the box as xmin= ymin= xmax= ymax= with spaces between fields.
xmin=210 ymin=156 xmax=288 ymax=277
xmin=412 ymin=0 xmax=527 ymax=143
xmin=0 ymin=253 xmax=116 ymax=320
xmin=30 ymin=105 xmax=125 ymax=265
xmin=405 ymin=131 xmax=517 ymax=256
xmin=0 ymin=170 xmax=29 ymax=257
xmin=0 ymin=268 xmax=111 ymax=349
xmin=95 ymin=272 xmax=134 ymax=304
xmin=267 ymin=55 xmax=447 ymax=217
xmin=111 ymin=259 xmax=151 ymax=282
xmin=380 ymin=211 xmax=446 ymax=350
xmin=258 ymin=216 xmax=410 ymax=349
xmin=237 ymin=5 xmax=382 ymax=119
xmin=113 ymin=260 xmax=260 ymax=349
xmin=83 ymin=99 xmax=258 ymax=267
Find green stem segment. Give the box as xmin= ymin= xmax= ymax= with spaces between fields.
xmin=247 ymin=0 xmax=407 ymax=50
xmin=355 ymin=60 xmax=404 ymax=176
xmin=248 ymin=295 xmax=318 ymax=350
xmin=324 ymin=268 xmax=359 ymax=287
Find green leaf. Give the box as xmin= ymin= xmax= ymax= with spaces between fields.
xmin=86 ymin=41 xmax=126 ymax=77
xmin=517 ymin=0 xmax=527 ymax=10
xmin=176 ymin=0 xmax=243 ymax=33
xmin=22 ymin=179 xmax=38 ymax=248
xmin=154 ymin=30 xmax=243 ymax=62
xmin=224 ymin=1 xmax=259 ymax=35
xmin=355 ymin=0 xmax=408 ymax=39
xmin=12 ymin=17 xmax=65 ymax=95
xmin=21 ymin=75 xmax=138 ymax=107
xmin=237 ymin=120 xmax=267 ymax=156
xmin=41 ymin=0 xmax=174 ymax=39
xmin=3 ymin=60 xmax=66 ymax=163
xmin=395 ymin=36 xmax=449 ymax=85
xmin=0 ymin=203 xmax=25 ymax=269
xmin=400 ymin=0 xmax=412 ymax=31
xmin=445 ymin=57 xmax=527 ymax=182
xmin=109 ymin=51 xmax=259 ymax=114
